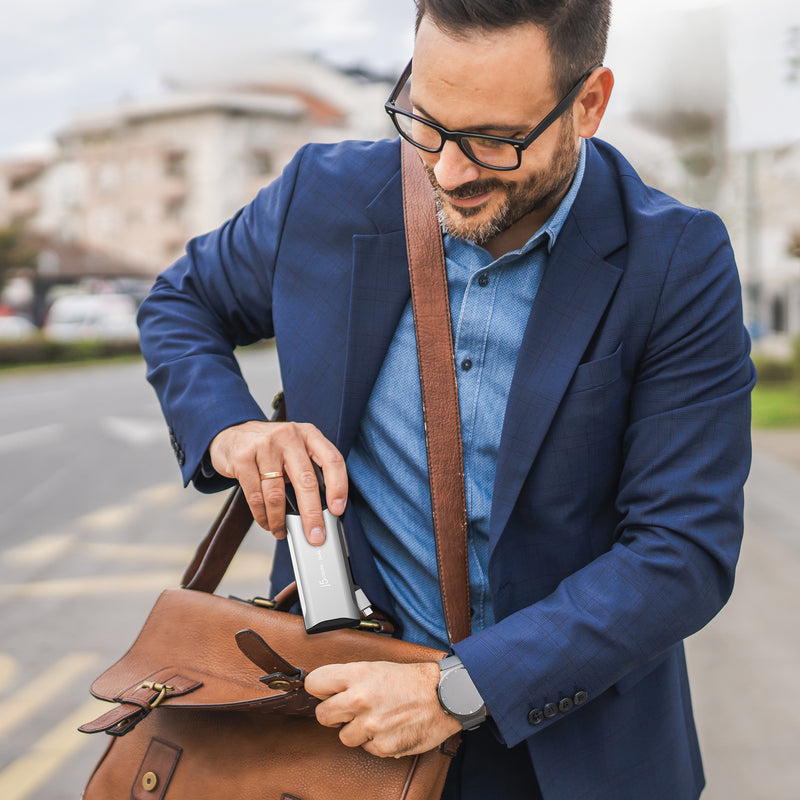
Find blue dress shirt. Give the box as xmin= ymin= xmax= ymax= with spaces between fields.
xmin=347 ymin=141 xmax=587 ymax=650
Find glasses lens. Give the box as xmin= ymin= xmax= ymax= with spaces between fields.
xmin=393 ymin=112 xmax=443 ymax=152
xmin=461 ymin=136 xmax=519 ymax=169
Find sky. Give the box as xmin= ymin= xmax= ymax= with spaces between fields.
xmin=2 ymin=0 xmax=798 ymax=158
xmin=1 ymin=0 xmax=416 ymax=157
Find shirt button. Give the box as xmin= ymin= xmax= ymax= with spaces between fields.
xmin=543 ymin=702 xmax=559 ymax=718
xmin=478 ymin=272 xmax=489 ymax=287
xmin=461 ymin=358 xmax=472 ymax=371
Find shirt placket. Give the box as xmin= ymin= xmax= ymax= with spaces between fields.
xmin=453 ymin=261 xmax=499 ymax=631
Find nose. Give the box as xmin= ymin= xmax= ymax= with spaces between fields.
xmin=431 ymin=140 xmax=482 ymax=191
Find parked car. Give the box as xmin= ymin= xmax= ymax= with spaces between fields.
xmin=0 ymin=314 xmax=37 ymax=340
xmin=43 ymin=293 xmax=139 ymax=342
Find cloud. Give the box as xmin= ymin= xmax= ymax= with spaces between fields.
xmin=0 ymin=1 xmax=403 ymax=153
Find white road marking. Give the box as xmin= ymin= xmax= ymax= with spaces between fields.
xmin=0 ymin=425 xmax=65 ymax=455
xmin=100 ymin=416 xmax=165 ymax=447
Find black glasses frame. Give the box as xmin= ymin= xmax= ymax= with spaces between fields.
xmin=384 ymin=60 xmax=601 ymax=171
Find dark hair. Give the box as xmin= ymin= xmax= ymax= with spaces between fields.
xmin=414 ymin=0 xmax=611 ymax=96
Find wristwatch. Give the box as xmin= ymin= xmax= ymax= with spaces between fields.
xmin=436 ymin=655 xmax=487 ymax=730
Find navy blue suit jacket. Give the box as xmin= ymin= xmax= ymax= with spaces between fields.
xmin=138 ymin=137 xmax=755 ymax=799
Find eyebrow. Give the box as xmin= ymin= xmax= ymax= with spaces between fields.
xmin=411 ymin=99 xmax=530 ymax=136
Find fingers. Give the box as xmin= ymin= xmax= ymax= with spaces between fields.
xmin=259 ymin=470 xmax=289 ymax=539
xmin=307 ymin=662 xmax=459 ymax=758
xmin=208 ymin=420 xmax=348 ymax=543
xmin=305 ymin=663 xmax=351 ymax=700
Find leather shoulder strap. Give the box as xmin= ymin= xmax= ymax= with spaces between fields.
xmin=184 ymin=149 xmax=473 ymax=647
xmin=401 ymin=140 xmax=471 ymax=645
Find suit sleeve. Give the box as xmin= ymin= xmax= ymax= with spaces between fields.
xmin=137 ymin=146 xmax=310 ymax=491
xmin=453 ymin=209 xmax=756 ymax=747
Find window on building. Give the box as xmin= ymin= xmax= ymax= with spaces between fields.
xmin=164 ymin=151 xmax=187 ymax=178
xmin=771 ymin=295 xmax=788 ymax=333
xmin=98 ymin=163 xmax=121 ymax=192
xmin=164 ymin=197 xmax=186 ymax=222
xmin=251 ymin=149 xmax=274 ymax=176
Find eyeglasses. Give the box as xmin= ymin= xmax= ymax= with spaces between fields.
xmin=384 ymin=60 xmax=601 ymax=171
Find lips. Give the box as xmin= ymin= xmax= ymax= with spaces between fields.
xmin=443 ymin=189 xmax=493 ymax=209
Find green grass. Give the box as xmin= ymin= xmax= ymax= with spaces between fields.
xmin=752 ymin=381 xmax=800 ymax=428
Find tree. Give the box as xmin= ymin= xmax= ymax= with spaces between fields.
xmin=789 ymin=230 xmax=800 ymax=260
xmin=0 ymin=225 xmax=38 ymax=292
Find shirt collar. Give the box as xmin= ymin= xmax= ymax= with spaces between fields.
xmin=443 ymin=138 xmax=587 ymax=261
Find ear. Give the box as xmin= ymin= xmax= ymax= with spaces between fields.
xmin=575 ymin=67 xmax=614 ymax=138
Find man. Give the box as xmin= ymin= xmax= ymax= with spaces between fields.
xmin=137 ymin=1 xmax=755 ymax=797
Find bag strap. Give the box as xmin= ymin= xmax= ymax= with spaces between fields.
xmin=400 ymin=140 xmax=471 ymax=645
xmin=183 ymin=143 xmax=472 ymax=646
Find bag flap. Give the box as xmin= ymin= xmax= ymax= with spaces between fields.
xmin=89 ymin=588 xmax=446 ymax=712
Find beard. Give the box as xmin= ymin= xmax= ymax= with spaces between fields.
xmin=422 ymin=118 xmax=580 ymax=247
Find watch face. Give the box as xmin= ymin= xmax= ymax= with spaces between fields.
xmin=440 ymin=666 xmax=485 ymax=717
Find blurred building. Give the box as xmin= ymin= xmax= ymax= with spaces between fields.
xmin=0 ymin=158 xmax=49 ymax=228
xmin=2 ymin=54 xmax=393 ymax=282
xmin=605 ymin=0 xmax=800 ymax=347
xmin=1 ymin=31 xmax=799 ymax=343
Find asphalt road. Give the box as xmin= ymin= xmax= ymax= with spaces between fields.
xmin=0 ymin=350 xmax=797 ymax=799
xmin=0 ymin=347 xmax=282 ymax=799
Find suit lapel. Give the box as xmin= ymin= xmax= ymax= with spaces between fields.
xmin=490 ymin=142 xmax=626 ymax=542
xmin=335 ymin=171 xmax=411 ymax=457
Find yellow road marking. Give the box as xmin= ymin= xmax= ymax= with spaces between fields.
xmin=181 ymin=494 xmax=233 ymax=521
xmin=0 ymin=555 xmax=271 ymax=599
xmin=0 ymin=652 xmax=99 ymax=741
xmin=134 ymin=482 xmax=182 ymax=506
xmin=0 ymin=697 xmax=106 ymax=800
xmin=79 ymin=504 xmax=137 ymax=532
xmin=3 ymin=534 xmax=75 ymax=566
xmin=0 ymin=571 xmax=184 ymax=599
xmin=84 ymin=541 xmax=196 ymax=563
xmin=0 ymin=653 xmax=17 ymax=695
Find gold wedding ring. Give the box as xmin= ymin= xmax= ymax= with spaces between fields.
xmin=260 ymin=471 xmax=284 ymax=480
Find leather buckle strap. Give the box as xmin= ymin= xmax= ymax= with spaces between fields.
xmin=79 ymin=674 xmax=202 ymax=737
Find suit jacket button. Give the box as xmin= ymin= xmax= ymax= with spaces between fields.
xmin=558 ymin=697 xmax=574 ymax=713
xmin=574 ymin=690 xmax=588 ymax=706
xmin=528 ymin=708 xmax=544 ymax=725
xmin=543 ymin=703 xmax=559 ymax=718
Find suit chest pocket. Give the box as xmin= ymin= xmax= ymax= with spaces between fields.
xmin=567 ymin=343 xmax=623 ymax=394
xmin=546 ymin=343 xmax=627 ymax=456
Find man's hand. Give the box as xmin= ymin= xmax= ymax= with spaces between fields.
xmin=208 ymin=420 xmax=348 ymax=543
xmin=305 ymin=661 xmax=461 ymax=758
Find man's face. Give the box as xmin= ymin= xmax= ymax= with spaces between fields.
xmin=411 ymin=17 xmax=581 ymax=249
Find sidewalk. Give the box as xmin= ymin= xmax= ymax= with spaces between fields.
xmin=686 ymin=430 xmax=800 ymax=800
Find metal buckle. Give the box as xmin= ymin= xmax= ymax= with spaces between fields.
xmin=251 ymin=597 xmax=278 ymax=609
xmin=140 ymin=681 xmax=174 ymax=708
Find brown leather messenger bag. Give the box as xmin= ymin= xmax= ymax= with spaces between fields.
xmin=78 ymin=142 xmax=473 ymax=800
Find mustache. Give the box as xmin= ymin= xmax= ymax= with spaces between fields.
xmin=421 ymin=163 xmax=505 ymax=199
xmin=442 ymin=178 xmax=504 ymax=199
